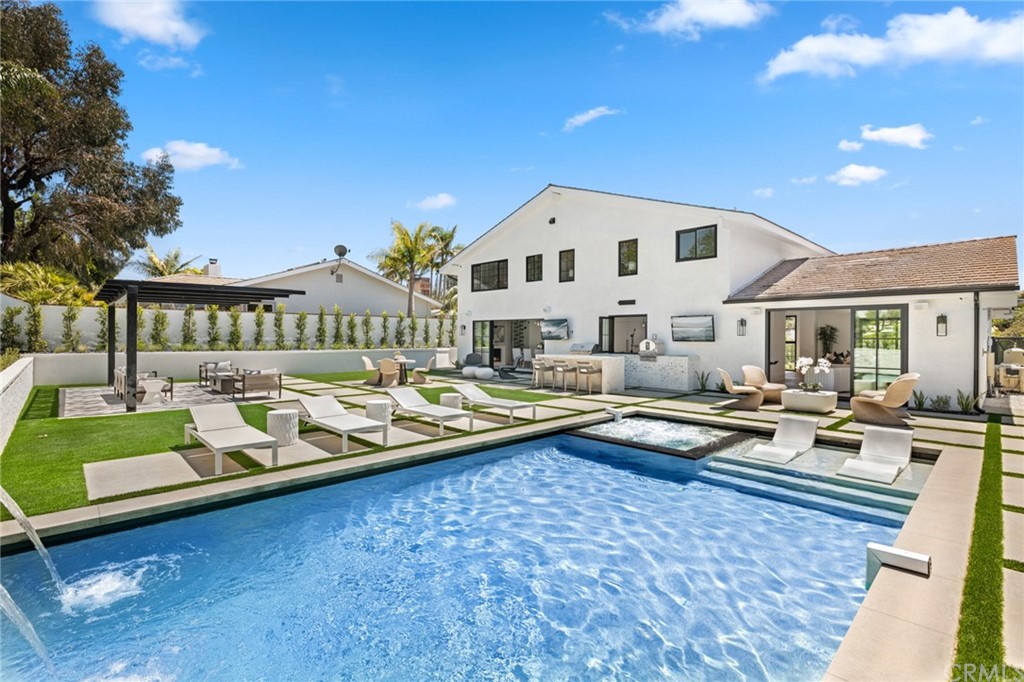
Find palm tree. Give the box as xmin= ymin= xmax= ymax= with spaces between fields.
xmin=131 ymin=245 xmax=203 ymax=278
xmin=427 ymin=225 xmax=463 ymax=299
xmin=370 ymin=221 xmax=435 ymax=315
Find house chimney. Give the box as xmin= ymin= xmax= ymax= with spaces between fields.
xmin=203 ymin=258 xmax=221 ymax=277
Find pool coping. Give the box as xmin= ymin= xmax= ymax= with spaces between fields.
xmin=0 ymin=404 xmax=977 ymax=680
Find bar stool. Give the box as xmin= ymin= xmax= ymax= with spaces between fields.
xmin=532 ymin=360 xmax=554 ymax=389
xmin=552 ymin=360 xmax=577 ymax=392
xmin=576 ymin=361 xmax=602 ymax=394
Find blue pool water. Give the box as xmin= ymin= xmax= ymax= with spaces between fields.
xmin=1 ymin=435 xmax=900 ymax=681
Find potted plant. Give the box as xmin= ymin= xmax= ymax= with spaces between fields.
xmin=817 ymin=324 xmax=839 ymax=356
xmin=796 ymin=356 xmax=832 ymax=392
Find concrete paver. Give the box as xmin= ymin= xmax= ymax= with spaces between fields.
xmin=1005 ymin=569 xmax=1024 ymax=669
xmin=1005 ymin=510 xmax=1024 ymax=564
xmin=1004 ymin=476 xmax=1024 ymax=508
xmin=1004 ymin=454 xmax=1024 ymax=474
xmin=84 ymin=452 xmax=199 ymax=500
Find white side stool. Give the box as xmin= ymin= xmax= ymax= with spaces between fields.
xmin=440 ymin=393 xmax=463 ymax=410
xmin=462 ymin=366 xmax=478 ymax=378
xmin=266 ymin=409 xmax=299 ymax=446
xmin=365 ymin=399 xmax=393 ymax=427
xmin=474 ymin=367 xmax=495 ymax=380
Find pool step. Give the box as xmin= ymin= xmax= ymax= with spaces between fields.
xmin=699 ymin=461 xmax=913 ymax=519
xmin=711 ymin=455 xmax=919 ymax=500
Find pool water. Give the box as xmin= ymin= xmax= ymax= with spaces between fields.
xmin=579 ymin=416 xmax=735 ymax=451
xmin=1 ymin=436 xmax=899 ymax=681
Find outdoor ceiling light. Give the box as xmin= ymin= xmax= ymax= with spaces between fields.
xmin=737 ymin=318 xmax=747 ymax=336
xmin=937 ymin=314 xmax=948 ymax=337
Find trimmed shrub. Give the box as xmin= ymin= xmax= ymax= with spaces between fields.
xmin=93 ymin=304 xmax=108 ymax=352
xmin=435 ymin=312 xmax=445 ymax=348
xmin=295 ymin=311 xmax=309 ymax=349
xmin=181 ymin=305 xmax=198 ymax=349
xmin=206 ymin=305 xmax=221 ymax=350
xmin=345 ymin=312 xmax=357 ymax=348
xmin=361 ymin=310 xmax=373 ymax=349
xmin=25 ymin=302 xmax=46 ymax=352
xmin=929 ymin=395 xmax=952 ymax=412
xmin=446 ymin=314 xmax=456 ymax=347
xmin=149 ymin=309 xmax=171 ymax=350
xmin=316 ymin=306 xmax=328 ymax=350
xmin=421 ymin=316 xmax=431 ymax=348
xmin=409 ymin=314 xmax=418 ymax=349
xmin=1 ymin=347 xmax=20 ymax=371
xmin=332 ymin=305 xmax=343 ymax=348
xmin=228 ymin=309 xmax=244 ymax=350
xmin=394 ymin=311 xmax=406 ymax=349
xmin=136 ymin=306 xmax=148 ymax=350
xmin=60 ymin=303 xmax=82 ymax=352
xmin=274 ymin=304 xmax=288 ymax=350
xmin=379 ymin=311 xmax=390 ymax=348
xmin=252 ymin=306 xmax=266 ymax=350
xmin=2 ymin=306 xmax=23 ymax=351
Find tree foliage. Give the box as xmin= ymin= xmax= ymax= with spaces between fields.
xmin=0 ymin=261 xmax=92 ymax=304
xmin=1 ymin=0 xmax=182 ymax=284
xmin=993 ymin=293 xmax=1024 ymax=338
xmin=370 ymin=221 xmax=435 ymax=315
xmin=131 ymin=245 xmax=202 ymax=278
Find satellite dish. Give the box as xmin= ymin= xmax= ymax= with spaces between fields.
xmin=334 ymin=244 xmax=348 ymax=258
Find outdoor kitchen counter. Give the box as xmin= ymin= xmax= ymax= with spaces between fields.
xmin=536 ymin=354 xmax=625 ymax=394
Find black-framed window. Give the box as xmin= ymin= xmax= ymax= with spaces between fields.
xmin=471 ymin=259 xmax=508 ymax=292
xmin=559 ymin=249 xmax=575 ymax=282
xmin=784 ymin=315 xmax=797 ymax=371
xmin=676 ymin=225 xmax=717 ymax=261
xmin=618 ymin=239 xmax=638 ymax=276
xmin=526 ymin=254 xmax=543 ymax=282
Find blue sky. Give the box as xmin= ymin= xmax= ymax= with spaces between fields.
xmin=56 ymin=1 xmax=1023 ymax=279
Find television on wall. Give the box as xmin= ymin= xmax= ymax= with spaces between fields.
xmin=671 ymin=315 xmax=715 ymax=342
xmin=540 ymin=319 xmax=570 ymax=340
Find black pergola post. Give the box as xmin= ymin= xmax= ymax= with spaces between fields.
xmin=125 ymin=286 xmax=138 ymax=413
xmin=106 ymin=303 xmax=116 ymax=387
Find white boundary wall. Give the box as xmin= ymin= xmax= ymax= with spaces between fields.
xmin=1 ymin=294 xmax=450 ymax=352
xmin=0 ymin=357 xmax=33 ymax=453
xmin=28 ymin=348 xmax=440 ymax=385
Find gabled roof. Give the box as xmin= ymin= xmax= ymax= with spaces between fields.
xmin=237 ymin=258 xmax=441 ymax=306
xmin=148 ymin=273 xmax=243 ymax=286
xmin=444 ymin=184 xmax=832 ymax=269
xmin=726 ymin=236 xmax=1019 ymax=303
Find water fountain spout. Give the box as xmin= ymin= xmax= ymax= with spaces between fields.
xmin=0 ymin=584 xmax=57 ymax=676
xmin=0 ymin=487 xmax=66 ymax=596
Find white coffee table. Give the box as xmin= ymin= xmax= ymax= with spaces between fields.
xmin=781 ymin=389 xmax=838 ymax=414
xmin=266 ymin=409 xmax=299 ymax=446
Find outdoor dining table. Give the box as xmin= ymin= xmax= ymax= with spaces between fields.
xmin=393 ymin=358 xmax=416 ymax=385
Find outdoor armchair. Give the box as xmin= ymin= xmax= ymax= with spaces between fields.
xmin=837 ymin=425 xmax=914 ymax=484
xmin=744 ymin=415 xmax=819 ymax=464
xmin=851 ymin=375 xmax=919 ymax=426
xmin=741 ymin=365 xmax=787 ymax=403
xmin=717 ymin=369 xmax=763 ymax=411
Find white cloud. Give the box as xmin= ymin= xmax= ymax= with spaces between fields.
xmin=563 ymin=106 xmax=620 ymax=132
xmin=838 ymin=139 xmax=863 ymax=152
xmin=791 ymin=175 xmax=817 ymax=185
xmin=827 ymin=164 xmax=888 ymax=186
xmin=142 ymin=140 xmax=242 ymax=171
xmin=821 ymin=14 xmax=860 ymax=33
xmin=970 ymin=115 xmax=989 ymax=125
xmin=973 ymin=208 xmax=983 ymax=213
xmin=953 ymin=144 xmax=966 ymax=152
xmin=94 ymin=1 xmax=204 ymax=50
xmin=753 ymin=187 xmax=774 ymax=198
xmin=606 ymin=0 xmax=772 ymax=40
xmin=860 ymin=123 xmax=934 ymax=149
xmin=412 ymin=192 xmax=457 ymax=211
xmin=762 ymin=7 xmax=1024 ymax=82
xmin=137 ymin=49 xmax=202 ymax=76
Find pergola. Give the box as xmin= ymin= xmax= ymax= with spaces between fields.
xmin=93 ymin=279 xmax=305 ymax=412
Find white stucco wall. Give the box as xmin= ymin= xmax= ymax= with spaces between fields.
xmin=247 ymin=262 xmax=436 ymax=316
xmin=450 ymin=187 xmax=824 ymax=373
xmin=0 ymin=357 xmax=33 ymax=455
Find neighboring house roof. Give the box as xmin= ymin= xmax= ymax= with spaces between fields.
xmin=148 ymin=273 xmax=244 ymax=286
xmin=726 ymin=236 xmax=1019 ymax=303
xmin=445 ymin=184 xmax=833 ymax=270
xmin=236 ymin=258 xmax=441 ymax=306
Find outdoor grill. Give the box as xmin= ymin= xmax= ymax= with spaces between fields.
xmin=568 ymin=343 xmax=600 ymax=355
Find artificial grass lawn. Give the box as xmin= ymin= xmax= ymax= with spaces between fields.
xmin=0 ymin=403 xmax=272 ymax=519
xmin=954 ymin=414 xmax=1006 ymax=670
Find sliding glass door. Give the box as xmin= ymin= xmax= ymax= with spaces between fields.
xmin=472 ymin=321 xmax=492 ymax=367
xmin=852 ymin=307 xmax=907 ymax=393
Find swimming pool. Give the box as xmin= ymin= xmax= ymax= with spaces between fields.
xmin=1 ymin=435 xmax=900 ymax=680
xmin=578 ymin=416 xmax=736 ymax=452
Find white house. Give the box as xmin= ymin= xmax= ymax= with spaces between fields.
xmin=443 ymin=185 xmax=1019 ymax=399
xmin=154 ymin=257 xmax=439 ymax=317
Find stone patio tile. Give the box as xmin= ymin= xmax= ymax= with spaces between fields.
xmin=826 ymin=604 xmax=953 ymax=682
xmin=912 ymin=484 xmax=979 ymax=516
xmin=96 ymin=486 xmax=210 ymax=523
xmin=1005 ymin=510 xmax=1024 ymax=563
xmin=894 ymin=530 xmax=970 ymax=582
xmin=1002 ymin=423 xmax=1024 ymax=438
xmin=860 ymin=570 xmax=964 ymax=637
xmin=336 ymin=392 xmax=386 ymax=406
xmin=354 ymin=421 xmax=433 ymax=446
xmin=566 ymin=393 xmax=654 ymax=405
xmin=641 ymin=399 xmax=729 ymax=413
xmin=433 ymin=415 xmax=504 ymax=433
xmin=180 ymin=448 xmax=250 ymax=477
xmin=243 ymin=439 xmax=332 ymax=467
xmin=535 ymin=397 xmax=608 ymax=412
xmin=1005 ymin=569 xmax=1024 ymax=669
xmin=899 ymin=500 xmax=973 ymax=546
xmin=309 ymin=386 xmax=375 ymax=397
xmin=1003 ymin=434 xmax=1024 ymax=450
xmin=300 ymin=431 xmax=372 ymax=456
xmin=1004 ymin=454 xmax=1024 ymax=473
xmin=1004 ymin=476 xmax=1024 ymax=508
xmin=85 ymin=452 xmax=201 ymax=500
xmin=904 ymin=415 xmax=989 ymax=432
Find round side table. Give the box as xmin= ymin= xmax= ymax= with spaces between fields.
xmin=365 ymin=399 xmax=393 ymax=426
xmin=266 ymin=409 xmax=299 ymax=446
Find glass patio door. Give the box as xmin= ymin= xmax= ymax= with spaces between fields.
xmin=852 ymin=307 xmax=906 ymax=393
xmin=472 ymin=321 xmax=492 ymax=367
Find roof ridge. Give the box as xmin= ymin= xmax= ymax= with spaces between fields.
xmin=804 ymin=234 xmax=1017 ymax=260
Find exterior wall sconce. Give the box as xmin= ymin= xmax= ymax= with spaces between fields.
xmin=737 ymin=318 xmax=747 ymax=336
xmin=936 ymin=314 xmax=948 ymax=336
xmin=459 ymin=324 xmax=466 ymax=336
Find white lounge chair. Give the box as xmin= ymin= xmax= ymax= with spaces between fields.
xmin=454 ymin=383 xmax=536 ymax=424
xmin=298 ymin=396 xmax=388 ymax=452
xmin=386 ymin=386 xmax=473 ymax=436
xmin=745 ymin=414 xmax=819 ymax=464
xmin=184 ymin=404 xmax=278 ymax=475
xmin=837 ymin=425 xmax=914 ymax=484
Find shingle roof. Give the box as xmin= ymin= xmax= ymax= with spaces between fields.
xmin=148 ymin=273 xmax=244 ymax=286
xmin=727 ymin=236 xmax=1019 ymax=303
